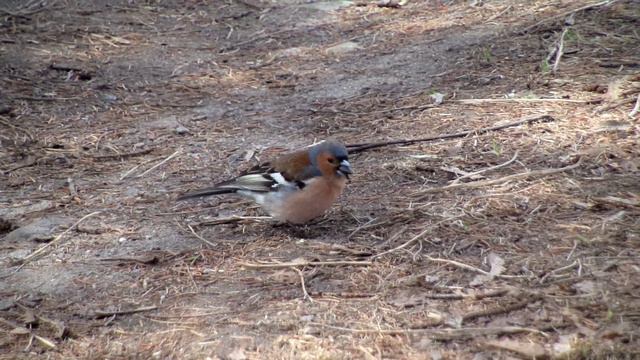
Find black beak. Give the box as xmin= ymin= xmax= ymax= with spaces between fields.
xmin=338 ymin=159 xmax=353 ymax=180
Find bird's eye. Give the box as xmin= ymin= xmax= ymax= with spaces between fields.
xmin=328 ymin=157 xmax=337 ymax=164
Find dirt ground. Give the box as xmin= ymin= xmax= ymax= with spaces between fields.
xmin=1 ymin=0 xmax=639 ymax=358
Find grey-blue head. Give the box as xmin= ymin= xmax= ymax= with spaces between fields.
xmin=309 ymin=139 xmax=352 ymax=178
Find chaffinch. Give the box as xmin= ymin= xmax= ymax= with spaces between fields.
xmin=178 ymin=139 xmax=353 ymax=224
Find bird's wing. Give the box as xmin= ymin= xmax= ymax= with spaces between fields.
xmin=177 ymin=172 xmax=297 ymax=200
xmin=240 ymin=153 xmax=320 ymax=183
xmin=216 ymin=173 xmax=283 ymax=193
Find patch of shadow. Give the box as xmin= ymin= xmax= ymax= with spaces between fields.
xmin=2 ymin=216 xmax=71 ymax=243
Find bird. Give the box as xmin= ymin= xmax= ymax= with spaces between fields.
xmin=177 ymin=139 xmax=353 ymax=224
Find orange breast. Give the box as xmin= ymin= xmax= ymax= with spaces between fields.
xmin=275 ymin=176 xmax=347 ymax=224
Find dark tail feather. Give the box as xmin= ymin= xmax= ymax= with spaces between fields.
xmin=176 ymin=187 xmax=237 ymax=201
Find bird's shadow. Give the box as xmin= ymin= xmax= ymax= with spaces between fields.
xmin=269 ymin=222 xmax=324 ymax=239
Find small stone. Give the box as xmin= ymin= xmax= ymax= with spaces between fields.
xmin=102 ymin=94 xmax=118 ymax=103
xmin=430 ymin=92 xmax=445 ymax=105
xmin=175 ymin=125 xmax=190 ymax=134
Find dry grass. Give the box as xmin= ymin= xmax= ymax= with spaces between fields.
xmin=1 ymin=0 xmax=639 ymax=359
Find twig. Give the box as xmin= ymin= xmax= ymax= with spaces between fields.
xmin=14 ymin=96 xmax=79 ymax=102
xmin=0 ymin=116 xmax=35 ymax=140
xmin=0 ymin=317 xmax=57 ymax=349
xmin=418 ymin=157 xmax=582 ymax=195
xmin=2 ymin=157 xmax=39 ymax=175
xmin=93 ymin=305 xmax=158 ymax=319
xmin=397 ymin=289 xmax=509 ymax=308
xmin=15 ymin=211 xmax=101 ymax=265
xmin=461 ymin=294 xmax=543 ymax=324
xmin=0 ymin=2 xmax=53 ymax=17
xmin=66 ymin=177 xmax=77 ymax=197
xmin=521 ymin=0 xmax=619 ymax=33
xmin=539 ymin=260 xmax=579 ymax=284
xmin=553 ymin=27 xmax=570 ymax=73
xmin=187 ymin=224 xmax=217 ymax=248
xmin=292 ymin=267 xmax=313 ymax=302
xmin=450 ymin=151 xmax=519 ymax=185
xmin=425 ymin=256 xmax=524 ymax=279
xmin=453 ymin=98 xmax=592 ymax=104
xmin=373 ymin=217 xmax=461 ymax=259
xmin=135 ymin=149 xmax=181 ymax=178
xmin=99 ymin=255 xmax=160 ymax=264
xmin=310 ymin=323 xmax=548 ymax=339
xmin=15 ymin=303 xmax=68 ymax=338
xmin=240 ymin=259 xmax=372 ymax=269
xmin=194 ymin=216 xmax=272 ymax=226
xmin=485 ymin=5 xmax=512 ymax=23
xmin=629 ymin=93 xmax=640 ymax=118
xmin=566 ymin=240 xmax=579 ymax=261
xmin=91 ymin=148 xmax=153 ymax=161
xmin=595 ymin=96 xmax=638 ymax=114
xmin=346 ymin=115 xmax=554 ymax=154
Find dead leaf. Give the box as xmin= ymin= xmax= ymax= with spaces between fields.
xmin=22 ymin=310 xmax=37 ymax=326
xmin=488 ymin=253 xmax=505 ymax=276
xmin=552 ymin=334 xmax=579 ymax=358
xmin=485 ymin=339 xmax=548 ymax=359
xmin=227 ymin=348 xmax=247 ymax=360
xmin=470 ymin=253 xmax=504 ymax=286
xmin=10 ymin=327 xmax=30 ymax=335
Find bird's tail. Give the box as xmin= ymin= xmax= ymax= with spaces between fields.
xmin=176 ymin=187 xmax=237 ymax=201
xmin=178 ymin=173 xmax=277 ymax=201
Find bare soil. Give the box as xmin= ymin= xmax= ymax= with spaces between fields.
xmin=1 ymin=0 xmax=639 ymax=359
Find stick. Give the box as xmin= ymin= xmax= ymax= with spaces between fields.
xmin=93 ymin=305 xmax=158 ymax=319
xmin=417 ymin=157 xmax=582 ymax=195
xmin=398 ymin=289 xmax=509 ymax=307
xmin=425 ymin=256 xmax=524 ymax=279
xmin=292 ymin=267 xmax=313 ymax=302
xmin=485 ymin=5 xmax=512 ymax=23
xmin=310 ymin=323 xmax=548 ymax=339
xmin=553 ymin=28 xmax=570 ymax=73
xmin=461 ymin=294 xmax=543 ymax=324
xmin=346 ymin=115 xmax=554 ymax=154
xmin=187 ymin=224 xmax=217 ymax=248
xmin=135 ymin=149 xmax=181 ymax=178
xmin=629 ymin=93 xmax=640 ymax=118
xmin=195 ymin=216 xmax=272 ymax=226
xmin=0 ymin=116 xmax=35 ymax=140
xmin=15 ymin=211 xmax=101 ymax=265
xmin=453 ymin=98 xmax=592 ymax=104
xmin=0 ymin=4 xmax=51 ymax=17
xmin=521 ymin=0 xmax=619 ymax=33
xmin=0 ymin=317 xmax=57 ymax=349
xmin=450 ymin=151 xmax=518 ymax=185
xmin=240 ymin=260 xmax=372 ymax=269
xmin=373 ymin=217 xmax=461 ymax=259
xmin=539 ymin=260 xmax=579 ymax=284
xmin=92 ymin=148 xmax=153 ymax=161
xmin=2 ymin=157 xmax=38 ymax=175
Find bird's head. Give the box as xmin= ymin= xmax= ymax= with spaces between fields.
xmin=310 ymin=139 xmax=353 ymax=179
